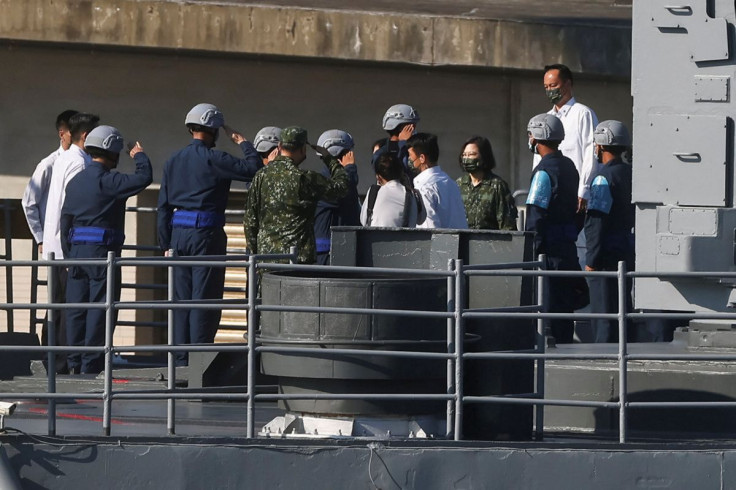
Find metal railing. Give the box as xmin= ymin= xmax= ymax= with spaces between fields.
xmin=21 ymin=205 xmax=249 ymax=335
xmin=3 ymin=251 xmax=736 ymax=443
xmin=0 ymin=200 xmax=17 ymax=331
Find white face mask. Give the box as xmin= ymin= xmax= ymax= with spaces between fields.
xmin=528 ymin=139 xmax=538 ymax=155
xmin=594 ymin=146 xmax=603 ymax=164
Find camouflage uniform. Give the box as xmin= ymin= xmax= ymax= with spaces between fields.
xmin=457 ymin=173 xmax=518 ymax=230
xmin=244 ymin=127 xmax=349 ymax=264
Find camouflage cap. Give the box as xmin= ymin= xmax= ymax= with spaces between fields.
xmin=280 ymin=126 xmax=308 ymax=147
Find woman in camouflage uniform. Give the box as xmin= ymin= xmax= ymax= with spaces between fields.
xmin=456 ymin=136 xmax=518 ymax=230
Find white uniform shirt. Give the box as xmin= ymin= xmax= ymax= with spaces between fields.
xmin=533 ymin=97 xmax=599 ymax=200
xmin=360 ymin=180 xmax=419 ymax=227
xmin=413 ymin=166 xmax=468 ymax=229
xmin=42 ymin=144 xmax=91 ymax=259
xmin=22 ymin=144 xmax=65 ymax=244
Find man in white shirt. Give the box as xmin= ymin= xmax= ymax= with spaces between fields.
xmin=21 ymin=110 xmax=79 ymax=374
xmin=533 ymin=64 xmax=599 ymax=213
xmin=22 ymin=110 xmax=79 ymax=254
xmin=42 ymin=113 xmax=100 ymax=260
xmin=407 ymin=133 xmax=468 ymax=229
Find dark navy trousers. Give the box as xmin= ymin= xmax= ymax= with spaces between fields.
xmin=546 ymin=253 xmax=585 ymax=344
xmin=171 ymin=226 xmax=227 ymax=365
xmin=65 ymin=245 xmax=121 ymax=374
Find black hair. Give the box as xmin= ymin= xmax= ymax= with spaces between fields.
xmin=539 ymin=140 xmax=561 ymax=150
xmin=86 ymin=147 xmax=118 ymax=162
xmin=187 ymin=123 xmax=217 ymax=136
xmin=601 ymin=145 xmax=627 ymax=157
xmin=69 ymin=113 xmax=100 ymax=142
xmin=372 ymin=137 xmax=388 ymax=153
xmin=374 ymin=152 xmax=404 ymax=182
xmin=406 ymin=132 xmax=439 ymax=164
xmin=56 ymin=110 xmax=79 ymax=131
xmin=544 ymin=64 xmax=573 ymax=85
xmin=458 ymin=135 xmax=496 ymax=171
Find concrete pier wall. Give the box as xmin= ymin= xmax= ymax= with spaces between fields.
xmin=0 ymin=0 xmax=632 ymax=196
xmin=0 ymin=0 xmax=631 ymax=74
xmin=0 ymin=43 xmax=631 ymax=197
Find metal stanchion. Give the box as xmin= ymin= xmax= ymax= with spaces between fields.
xmin=534 ymin=254 xmax=547 ymax=441
xmin=102 ymin=251 xmax=115 ymax=436
xmin=289 ymin=246 xmax=297 ymax=264
xmin=446 ymin=259 xmax=455 ymax=438
xmin=29 ymin=243 xmax=39 ymax=334
xmin=246 ymin=255 xmax=257 ymax=438
xmin=454 ymin=259 xmax=464 ymax=441
xmin=618 ymin=261 xmax=628 ymax=443
xmin=46 ymin=252 xmax=57 ymax=437
xmin=167 ymin=250 xmax=176 ymax=435
xmin=2 ymin=200 xmax=14 ymax=331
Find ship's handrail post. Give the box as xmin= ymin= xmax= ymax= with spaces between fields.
xmin=454 ymin=259 xmax=465 ymax=441
xmin=446 ymin=258 xmax=455 ymax=439
xmin=29 ymin=243 xmax=40 ymax=334
xmin=46 ymin=252 xmax=57 ymax=437
xmin=167 ymin=250 xmax=176 ymax=436
xmin=246 ymin=253 xmax=258 ymax=439
xmin=2 ymin=199 xmax=14 ymax=331
xmin=102 ymin=251 xmax=115 ymax=436
xmin=289 ymin=246 xmax=297 ymax=265
xmin=535 ymin=254 xmax=547 ymax=441
xmin=618 ymin=260 xmax=628 ymax=443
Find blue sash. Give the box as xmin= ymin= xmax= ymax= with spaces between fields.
xmin=316 ymin=238 xmax=331 ymax=253
xmin=70 ymin=227 xmax=125 ymax=246
xmin=172 ymin=210 xmax=225 ymax=228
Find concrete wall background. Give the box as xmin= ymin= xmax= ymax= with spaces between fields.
xmin=0 ymin=43 xmax=632 ymax=197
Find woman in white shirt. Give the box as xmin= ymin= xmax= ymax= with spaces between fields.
xmin=361 ymin=152 xmax=423 ymax=227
